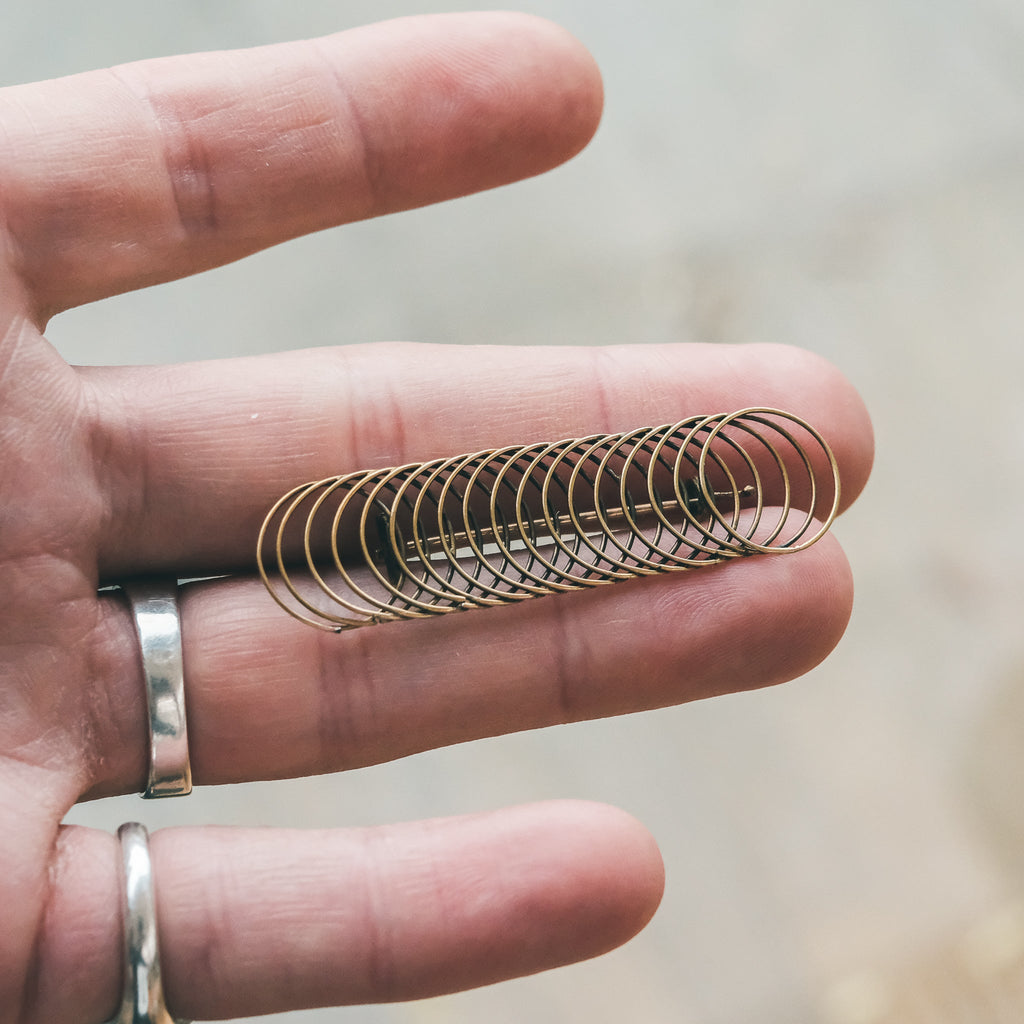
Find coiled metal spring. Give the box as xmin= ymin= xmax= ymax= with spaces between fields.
xmin=258 ymin=408 xmax=840 ymax=631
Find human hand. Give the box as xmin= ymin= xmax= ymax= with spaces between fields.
xmin=0 ymin=13 xmax=873 ymax=1022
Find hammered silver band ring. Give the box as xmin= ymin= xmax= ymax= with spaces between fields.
xmin=123 ymin=582 xmax=192 ymax=799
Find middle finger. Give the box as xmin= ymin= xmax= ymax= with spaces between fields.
xmin=86 ymin=341 xmax=872 ymax=579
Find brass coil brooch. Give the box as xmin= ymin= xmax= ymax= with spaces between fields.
xmin=258 ymin=408 xmax=840 ymax=631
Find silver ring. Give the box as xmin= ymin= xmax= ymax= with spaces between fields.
xmin=124 ymin=583 xmax=192 ymax=798
xmin=103 ymin=822 xmax=190 ymax=1024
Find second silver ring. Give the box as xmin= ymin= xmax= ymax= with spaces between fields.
xmin=102 ymin=822 xmax=189 ymax=1024
xmin=124 ymin=582 xmax=193 ymax=798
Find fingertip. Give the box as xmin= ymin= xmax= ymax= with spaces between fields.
xmin=580 ymin=529 xmax=856 ymax=712
xmin=791 ymin=347 xmax=874 ymax=512
xmin=385 ymin=11 xmax=605 ymax=189
xmin=773 ymin=538 xmax=856 ymax=689
xmin=741 ymin=344 xmax=875 ymax=511
xmin=501 ymin=12 xmax=605 ymax=155
xmin=774 ymin=532 xmax=855 ymax=682
xmin=691 ymin=533 xmax=855 ymax=696
xmin=537 ymin=800 xmax=665 ymax=952
xmin=416 ymin=800 xmax=664 ymax=987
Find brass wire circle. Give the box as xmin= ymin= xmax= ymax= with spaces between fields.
xmin=257 ymin=408 xmax=841 ymax=631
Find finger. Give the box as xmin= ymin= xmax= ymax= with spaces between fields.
xmin=85 ymin=526 xmax=850 ymax=797
xmin=36 ymin=803 xmax=662 ymax=1023
xmin=0 ymin=12 xmax=602 ymax=317
xmin=84 ymin=341 xmax=873 ymax=577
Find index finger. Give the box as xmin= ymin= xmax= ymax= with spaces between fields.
xmin=0 ymin=12 xmax=603 ymax=318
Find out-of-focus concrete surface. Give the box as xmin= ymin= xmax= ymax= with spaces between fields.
xmin=7 ymin=1 xmax=1024 ymax=1021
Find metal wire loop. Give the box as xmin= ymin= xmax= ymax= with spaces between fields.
xmin=257 ymin=408 xmax=841 ymax=631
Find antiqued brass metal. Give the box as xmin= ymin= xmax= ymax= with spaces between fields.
xmin=257 ymin=408 xmax=840 ymax=631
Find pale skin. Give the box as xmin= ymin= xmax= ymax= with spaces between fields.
xmin=0 ymin=12 xmax=874 ymax=1023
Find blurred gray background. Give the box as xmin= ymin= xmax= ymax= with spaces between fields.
xmin=6 ymin=1 xmax=1024 ymax=1021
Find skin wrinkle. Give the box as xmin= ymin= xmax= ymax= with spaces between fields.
xmin=354 ymin=828 xmax=394 ymax=1002
xmin=104 ymin=65 xmax=219 ymax=240
xmin=2 ymin=788 xmax=65 ymax=1024
xmin=0 ymin=308 xmax=39 ymax=404
xmin=0 ymin=326 xmax=48 ymax=459
xmin=314 ymin=625 xmax=365 ymax=773
xmin=316 ymin=620 xmax=455 ymax=775
xmin=308 ymin=38 xmax=382 ymax=221
xmin=77 ymin=597 xmax=148 ymax=800
xmin=0 ymin=142 xmax=42 ymax=328
xmin=18 ymin=824 xmax=72 ymax=1024
xmin=417 ymin=822 xmax=475 ymax=994
xmin=335 ymin=345 xmax=365 ymax=473
xmin=0 ymin=719 xmax=84 ymax=816
xmin=106 ymin=406 xmax=155 ymax=578
xmin=78 ymin=381 xmax=120 ymax=561
xmin=163 ymin=101 xmax=219 ymax=238
xmin=2 ymin=412 xmax=103 ymax=593
xmin=379 ymin=360 xmax=409 ymax=472
xmin=0 ymin=314 xmax=21 ymax=391
xmin=587 ymin=345 xmax=616 ymax=436
xmin=158 ymin=831 xmax=229 ymax=1016
xmin=371 ymin=817 xmax=474 ymax=999
xmin=546 ymin=592 xmax=584 ymax=721
xmin=332 ymin=344 xmax=414 ymax=471
xmin=104 ymin=66 xmax=192 ymax=239
xmin=64 ymin=603 xmax=114 ymax=794
xmin=196 ymin=859 xmax=240 ymax=1012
